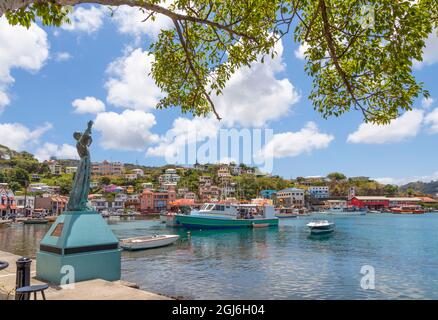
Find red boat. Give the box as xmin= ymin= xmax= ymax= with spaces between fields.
xmin=390 ymin=206 xmax=426 ymax=214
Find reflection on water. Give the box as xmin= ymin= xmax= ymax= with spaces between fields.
xmin=1 ymin=214 xmax=438 ymax=299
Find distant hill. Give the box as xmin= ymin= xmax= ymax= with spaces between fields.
xmin=400 ymin=181 xmax=438 ymax=196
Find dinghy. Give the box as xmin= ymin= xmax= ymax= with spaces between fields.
xmin=120 ymin=234 xmax=179 ymax=251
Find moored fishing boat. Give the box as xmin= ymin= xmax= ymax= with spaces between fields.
xmin=175 ymin=203 xmax=278 ymax=229
xmin=391 ymin=206 xmax=426 ymax=214
xmin=275 ymin=207 xmax=298 ymax=218
xmin=120 ymin=234 xmax=179 ymax=251
xmin=307 ymin=220 xmax=335 ymax=234
xmin=325 ymin=207 xmax=365 ymax=216
xmin=0 ymin=219 xmax=12 ymax=226
xmin=23 ymin=218 xmax=49 ymax=224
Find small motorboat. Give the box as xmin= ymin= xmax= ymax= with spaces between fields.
xmin=0 ymin=219 xmax=12 ymax=226
xmin=120 ymin=234 xmax=179 ymax=251
xmin=391 ymin=206 xmax=426 ymax=214
xmin=275 ymin=208 xmax=298 ymax=218
xmin=23 ymin=218 xmax=49 ymax=225
xmin=307 ymin=220 xmax=335 ymax=234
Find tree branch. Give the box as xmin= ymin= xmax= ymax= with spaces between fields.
xmin=0 ymin=0 xmax=258 ymax=43
xmin=172 ymin=18 xmax=221 ymax=121
xmin=318 ymin=0 xmax=370 ymax=120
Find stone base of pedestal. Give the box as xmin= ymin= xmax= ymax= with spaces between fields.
xmin=36 ymin=211 xmax=121 ymax=285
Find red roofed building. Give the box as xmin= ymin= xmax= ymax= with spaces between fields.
xmin=349 ymin=196 xmax=422 ymax=210
xmin=0 ymin=183 xmax=16 ymax=218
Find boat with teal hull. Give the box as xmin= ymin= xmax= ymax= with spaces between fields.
xmin=175 ymin=214 xmax=278 ymax=229
xmin=175 ymin=203 xmax=279 ymax=229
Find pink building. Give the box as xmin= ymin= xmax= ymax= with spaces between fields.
xmin=140 ymin=188 xmax=177 ymax=213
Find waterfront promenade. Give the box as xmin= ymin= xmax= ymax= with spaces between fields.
xmin=0 ymin=250 xmax=170 ymax=300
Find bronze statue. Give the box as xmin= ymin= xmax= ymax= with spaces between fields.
xmin=66 ymin=121 xmax=93 ymax=211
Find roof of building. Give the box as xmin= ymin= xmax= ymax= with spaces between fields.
xmin=353 ymin=196 xmax=422 ymax=201
xmin=278 ymin=188 xmax=304 ymax=192
xmin=388 ymin=197 xmax=421 ymax=202
xmin=353 ymin=196 xmax=388 ymax=200
xmin=416 ymin=196 xmax=438 ymax=203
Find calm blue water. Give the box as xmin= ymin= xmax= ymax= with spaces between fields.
xmin=2 ymin=213 xmax=438 ymax=299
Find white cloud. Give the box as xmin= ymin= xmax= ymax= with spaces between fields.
xmin=213 ymin=40 xmax=300 ymax=127
xmin=0 ymin=17 xmax=49 ymax=112
xmin=94 ymin=109 xmax=159 ymax=151
xmin=61 ymin=6 xmax=105 ymax=34
xmin=34 ymin=143 xmax=78 ymax=162
xmin=55 ymin=52 xmax=72 ymax=62
xmin=294 ymin=43 xmax=310 ymax=60
xmin=0 ymin=122 xmax=52 ymax=151
xmin=424 ymin=108 xmax=438 ymax=133
xmin=347 ymin=109 xmax=424 ymax=144
xmin=146 ymin=116 xmax=220 ymax=159
xmin=259 ymin=122 xmax=334 ymax=159
xmin=422 ymin=97 xmax=435 ymax=109
xmin=414 ymin=30 xmax=438 ymax=69
xmin=375 ymin=170 xmax=438 ymax=186
xmin=105 ymin=48 xmax=163 ymax=111
xmin=72 ymin=97 xmax=105 ymax=114
xmin=110 ymin=5 xmax=173 ymax=40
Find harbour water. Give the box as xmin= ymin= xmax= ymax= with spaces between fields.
xmin=1 ymin=213 xmax=438 ymax=299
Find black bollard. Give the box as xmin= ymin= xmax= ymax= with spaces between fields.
xmin=15 ymin=257 xmax=32 ymax=300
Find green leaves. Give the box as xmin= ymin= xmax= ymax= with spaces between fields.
xmin=3 ymin=0 xmax=438 ymax=124
xmin=5 ymin=1 xmax=71 ymax=28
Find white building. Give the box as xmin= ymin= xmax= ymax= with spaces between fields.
xmin=217 ymin=165 xmax=231 ymax=177
xmin=141 ymin=182 xmax=154 ymax=190
xmin=89 ymin=197 xmax=109 ymax=211
xmin=48 ymin=161 xmax=62 ymax=175
xmin=276 ymin=188 xmax=305 ymax=207
xmin=15 ymin=195 xmax=35 ymax=213
xmin=159 ymin=169 xmax=180 ymax=185
xmin=28 ymin=183 xmax=51 ymax=193
xmin=65 ymin=167 xmax=77 ymax=174
xmin=308 ymin=186 xmax=330 ymax=199
xmin=125 ymin=173 xmax=139 ymax=180
xmin=220 ymin=185 xmax=236 ymax=198
xmin=131 ymin=169 xmax=144 ymax=177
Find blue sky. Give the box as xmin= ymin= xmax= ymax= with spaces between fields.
xmin=1 ymin=4 xmax=438 ymax=185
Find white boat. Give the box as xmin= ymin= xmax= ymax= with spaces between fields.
xmin=275 ymin=208 xmax=298 ymax=218
xmin=101 ymin=210 xmax=110 ymax=217
xmin=0 ymin=219 xmax=12 ymax=226
xmin=120 ymin=234 xmax=179 ymax=251
xmin=325 ymin=207 xmax=365 ymax=216
xmin=307 ymin=220 xmax=335 ymax=234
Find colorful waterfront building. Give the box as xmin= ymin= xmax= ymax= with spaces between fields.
xmin=308 ymin=186 xmax=330 ymax=199
xmin=34 ymin=195 xmax=68 ymax=215
xmin=275 ymin=188 xmax=305 ymax=207
xmin=349 ymin=196 xmax=422 ymax=210
xmin=0 ymin=183 xmax=16 ymax=218
xmin=140 ymin=188 xmax=177 ymax=213
xmin=260 ymin=189 xmax=277 ymax=199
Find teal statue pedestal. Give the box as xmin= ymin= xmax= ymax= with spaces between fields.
xmin=36 ymin=211 xmax=121 ymax=285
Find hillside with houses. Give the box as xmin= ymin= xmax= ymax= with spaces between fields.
xmin=1 ymin=144 xmax=438 ymax=218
